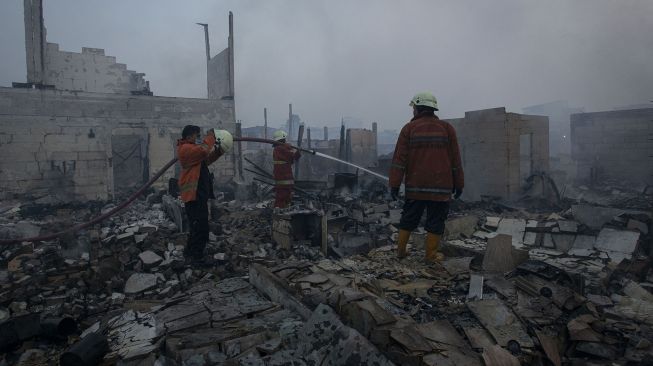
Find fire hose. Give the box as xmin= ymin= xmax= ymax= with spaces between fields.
xmin=0 ymin=137 xmax=317 ymax=245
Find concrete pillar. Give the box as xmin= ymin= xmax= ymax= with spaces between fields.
xmin=338 ymin=123 xmax=346 ymax=160
xmin=196 ymin=23 xmax=210 ymax=98
xmin=264 ymin=107 xmax=268 ymax=139
xmin=235 ymin=121 xmax=243 ymax=179
xmin=228 ymin=11 xmax=235 ymax=98
xmin=372 ymin=122 xmax=378 ymax=160
xmin=288 ymin=104 xmax=293 ymax=142
xmin=307 ymin=128 xmax=312 ymax=149
xmin=323 ymin=126 xmax=328 ymax=141
xmin=24 ymin=0 xmax=46 ymax=85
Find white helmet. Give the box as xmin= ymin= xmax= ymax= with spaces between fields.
xmin=273 ymin=130 xmax=288 ymax=142
xmin=213 ymin=129 xmax=233 ymax=153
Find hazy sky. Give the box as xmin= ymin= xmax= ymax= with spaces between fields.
xmin=1 ymin=0 xmax=652 ymax=130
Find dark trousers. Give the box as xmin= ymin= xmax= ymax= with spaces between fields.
xmin=398 ymin=200 xmax=450 ymax=234
xmin=184 ymin=199 xmax=209 ymax=259
xmin=274 ymin=186 xmax=293 ymax=208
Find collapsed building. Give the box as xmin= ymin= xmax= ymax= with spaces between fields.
xmin=1 ymin=2 xmax=653 ymax=366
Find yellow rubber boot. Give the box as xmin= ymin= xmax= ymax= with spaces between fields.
xmin=425 ymin=233 xmax=445 ymax=262
xmin=397 ymin=229 xmax=411 ymax=259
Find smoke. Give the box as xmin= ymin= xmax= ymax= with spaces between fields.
xmin=1 ymin=0 xmax=651 ymax=129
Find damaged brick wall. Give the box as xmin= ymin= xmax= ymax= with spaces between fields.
xmin=571 ymin=108 xmax=653 ymax=185
xmin=43 ymin=44 xmax=149 ymax=94
xmin=0 ymin=87 xmax=235 ymax=201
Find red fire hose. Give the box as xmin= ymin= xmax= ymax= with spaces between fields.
xmin=0 ymin=137 xmax=312 ymax=244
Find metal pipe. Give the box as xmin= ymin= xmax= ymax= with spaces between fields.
xmin=40 ymin=317 xmax=77 ymax=339
xmin=60 ymin=332 xmax=109 ymax=366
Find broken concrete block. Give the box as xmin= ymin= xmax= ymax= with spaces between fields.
xmin=445 ymin=215 xmax=478 ymax=239
xmin=623 ymin=280 xmax=653 ymax=303
xmin=568 ymin=235 xmax=596 ymax=257
xmin=442 ymin=257 xmax=473 ymax=276
xmin=139 ymin=224 xmax=158 ymax=233
xmin=552 ymin=234 xmax=575 ymax=252
xmin=134 ymin=234 xmax=148 ymax=244
xmin=627 ymin=219 xmax=649 ymax=234
xmin=298 ymin=304 xmax=394 ymax=365
xmin=496 ymin=218 xmax=526 ymax=245
xmin=116 ymin=232 xmax=135 ymax=243
xmin=482 ymin=234 xmax=528 ymax=273
xmin=124 ymin=226 xmax=139 ymax=234
xmin=463 ymin=327 xmax=495 ymax=349
xmin=594 ymin=228 xmax=640 ymax=263
xmin=586 ymin=294 xmax=612 ymax=307
xmin=467 ymin=298 xmax=534 ymax=348
xmin=535 ymin=331 xmax=561 ymax=366
xmin=572 ymin=204 xmax=623 ymax=230
xmin=485 ymin=217 xmax=500 ymax=229
xmin=482 ymin=345 xmax=520 ymax=366
xmin=613 ymin=295 xmax=653 ymax=326
xmin=557 ymin=220 xmax=578 ymax=233
xmin=522 ymin=232 xmax=537 ymax=246
xmin=467 ymin=274 xmax=484 ymax=300
xmin=567 ymin=316 xmax=602 ymax=342
xmin=542 ymin=234 xmax=555 ymax=248
xmin=124 ymin=273 xmax=158 ymax=294
xmin=138 ymin=251 xmax=163 ymax=267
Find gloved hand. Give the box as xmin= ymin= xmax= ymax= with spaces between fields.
xmin=390 ymin=187 xmax=400 ymax=201
xmin=453 ymin=187 xmax=463 ymax=199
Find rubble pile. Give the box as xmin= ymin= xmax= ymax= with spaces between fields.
xmin=249 ymin=197 xmax=652 ymax=365
xmin=0 ymin=181 xmax=651 ymax=365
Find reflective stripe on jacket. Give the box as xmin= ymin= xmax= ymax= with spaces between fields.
xmin=389 ymin=112 xmax=464 ymax=201
xmin=273 ymin=143 xmax=300 ymax=186
xmin=177 ymin=135 xmax=217 ymax=202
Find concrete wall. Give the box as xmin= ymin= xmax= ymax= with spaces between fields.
xmin=523 ymin=100 xmax=583 ymax=157
xmin=448 ymin=107 xmax=549 ymax=201
xmin=43 ymin=44 xmax=149 ymax=94
xmin=347 ymin=128 xmax=377 ymax=169
xmin=0 ymin=87 xmax=236 ymax=201
xmin=571 ymin=108 xmax=653 ymax=185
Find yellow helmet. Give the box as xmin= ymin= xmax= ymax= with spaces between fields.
xmin=273 ymin=130 xmax=288 ymax=142
xmin=409 ymin=92 xmax=439 ymax=110
xmin=213 ymin=129 xmax=233 ymax=153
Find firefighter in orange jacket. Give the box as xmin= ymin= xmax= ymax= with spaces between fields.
xmin=389 ymin=92 xmax=464 ymax=262
xmin=177 ymin=125 xmax=227 ymax=264
xmin=272 ymin=130 xmax=300 ymax=208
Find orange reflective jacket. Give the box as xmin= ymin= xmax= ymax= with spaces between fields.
xmin=177 ymin=135 xmax=218 ymax=202
xmin=273 ymin=143 xmax=300 ymax=186
xmin=389 ymin=112 xmax=464 ymax=201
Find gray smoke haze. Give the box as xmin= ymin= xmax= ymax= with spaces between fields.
xmin=1 ymin=0 xmax=652 ymax=129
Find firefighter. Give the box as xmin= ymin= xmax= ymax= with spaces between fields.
xmin=272 ymin=130 xmax=300 ymax=208
xmin=177 ymin=126 xmax=232 ymax=264
xmin=389 ymin=92 xmax=464 ymax=262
